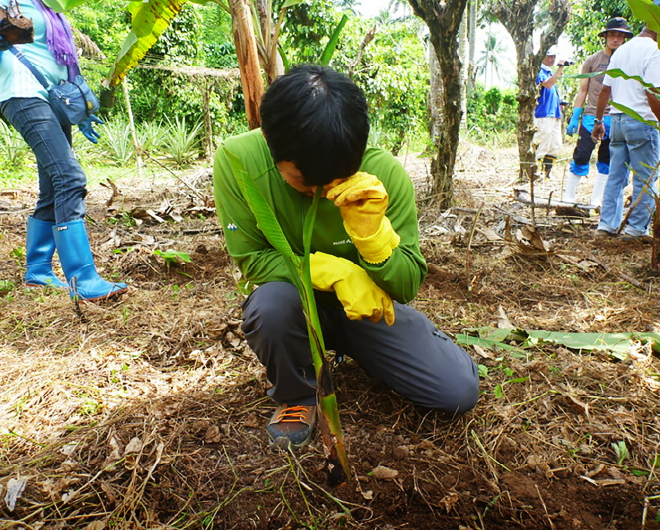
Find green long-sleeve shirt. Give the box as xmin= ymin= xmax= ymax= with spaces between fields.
xmin=213 ymin=129 xmax=427 ymax=304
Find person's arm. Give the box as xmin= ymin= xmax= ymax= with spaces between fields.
xmin=573 ymin=77 xmax=589 ymax=109
xmin=540 ymin=64 xmax=565 ymax=89
xmin=645 ymin=53 xmax=660 ymax=122
xmin=567 ymin=77 xmax=590 ymax=135
xmin=647 ymin=89 xmax=660 ymax=122
xmin=213 ymin=143 xmax=297 ymax=285
xmin=214 ymin=141 xmax=399 ymax=325
xmin=591 ymin=84 xmax=611 ymax=142
xmin=327 ymin=151 xmax=427 ymax=304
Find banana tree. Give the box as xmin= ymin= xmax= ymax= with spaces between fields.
xmin=628 ymin=0 xmax=660 ymax=35
xmin=43 ymin=0 xmax=267 ymax=128
xmin=44 ymin=0 xmax=347 ymax=130
xmin=225 ymin=147 xmax=350 ymax=486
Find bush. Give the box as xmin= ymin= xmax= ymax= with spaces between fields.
xmin=467 ymin=83 xmax=518 ymax=142
xmin=483 ymin=87 xmax=503 ymax=115
xmin=0 ymin=119 xmax=31 ymax=171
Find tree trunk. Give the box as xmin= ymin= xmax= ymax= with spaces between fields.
xmin=652 ymin=200 xmax=660 ymax=270
xmin=255 ymin=0 xmax=284 ymax=84
xmin=229 ymin=0 xmax=265 ymax=130
xmin=409 ymin=0 xmax=468 ymax=208
xmin=349 ymin=25 xmax=377 ymax=77
xmin=458 ymin=10 xmax=469 ymax=131
xmin=427 ymin=42 xmax=443 ymax=146
xmin=489 ymin=0 xmax=571 ymax=183
xmin=468 ymin=0 xmax=477 ymax=93
xmin=484 ymin=45 xmax=489 ymax=86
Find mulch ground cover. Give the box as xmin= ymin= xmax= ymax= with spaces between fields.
xmin=1 ymin=145 xmax=660 ymax=529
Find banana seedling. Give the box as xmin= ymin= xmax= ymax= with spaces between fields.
xmin=225 ymin=147 xmax=350 ymax=486
xmin=153 ymin=249 xmax=191 ymax=270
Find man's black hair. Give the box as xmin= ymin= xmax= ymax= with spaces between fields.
xmin=260 ymin=64 xmax=370 ymax=187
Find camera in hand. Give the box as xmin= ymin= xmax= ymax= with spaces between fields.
xmin=0 ymin=0 xmax=34 ymax=46
xmin=561 ymin=60 xmax=575 ymax=67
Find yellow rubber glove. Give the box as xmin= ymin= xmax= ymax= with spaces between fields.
xmin=310 ymin=252 xmax=395 ymax=326
xmin=325 ymin=172 xmax=400 ymax=264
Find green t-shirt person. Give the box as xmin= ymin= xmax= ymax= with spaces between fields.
xmin=213 ymin=65 xmax=479 ymax=450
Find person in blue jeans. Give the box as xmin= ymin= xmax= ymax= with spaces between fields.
xmin=592 ymin=21 xmax=660 ymax=241
xmin=0 ymin=0 xmax=126 ymax=300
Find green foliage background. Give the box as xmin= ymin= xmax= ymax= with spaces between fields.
xmin=564 ymin=0 xmax=643 ymax=60
xmin=1 ymin=0 xmax=433 ymax=181
xmin=5 ymin=0 xmax=649 ymax=181
xmin=280 ymin=1 xmax=429 ymax=154
xmin=63 ymin=1 xmax=431 ymax=154
xmin=466 ymin=85 xmax=518 ymax=145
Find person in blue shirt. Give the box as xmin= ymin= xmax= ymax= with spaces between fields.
xmin=0 ymin=0 xmax=127 ymax=301
xmin=534 ymin=45 xmax=567 ymax=179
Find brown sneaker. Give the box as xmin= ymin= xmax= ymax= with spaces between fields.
xmin=619 ymin=233 xmax=653 ymax=244
xmin=267 ymin=404 xmax=317 ymax=450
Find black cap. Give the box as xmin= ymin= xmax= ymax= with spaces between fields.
xmin=598 ymin=17 xmax=633 ymax=38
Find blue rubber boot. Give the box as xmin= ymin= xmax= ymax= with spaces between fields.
xmin=24 ymin=217 xmax=68 ymax=289
xmin=53 ymin=219 xmax=128 ymax=302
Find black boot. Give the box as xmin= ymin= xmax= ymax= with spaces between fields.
xmin=542 ymin=155 xmax=556 ymax=179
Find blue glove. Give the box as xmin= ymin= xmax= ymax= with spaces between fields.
xmin=78 ymin=115 xmax=104 ymax=144
xmin=566 ymin=107 xmax=583 ymax=136
xmin=0 ymin=35 xmax=10 ymax=52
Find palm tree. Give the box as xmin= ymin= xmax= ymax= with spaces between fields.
xmin=375 ymin=0 xmax=412 ymax=23
xmin=476 ymin=29 xmax=505 ymax=87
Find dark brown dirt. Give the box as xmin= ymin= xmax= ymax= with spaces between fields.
xmin=1 ymin=149 xmax=660 ymax=530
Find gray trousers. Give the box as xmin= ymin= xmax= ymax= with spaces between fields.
xmin=241 ymin=282 xmax=479 ymax=416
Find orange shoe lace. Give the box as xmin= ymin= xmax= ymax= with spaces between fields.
xmin=274 ymin=405 xmax=311 ymax=423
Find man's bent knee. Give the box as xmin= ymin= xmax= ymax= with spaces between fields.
xmin=422 ymin=372 xmax=479 ymax=416
xmin=410 ymin=339 xmax=480 ymax=415
xmin=241 ymin=282 xmax=302 ymax=335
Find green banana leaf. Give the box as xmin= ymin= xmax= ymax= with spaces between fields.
xmin=40 ymin=0 xmax=88 ymax=12
xmin=107 ymin=0 xmax=189 ymax=85
xmin=41 ymin=0 xmax=190 ymax=85
xmin=569 ymin=68 xmax=660 ymax=92
xmin=610 ymin=101 xmax=660 ymax=129
xmin=224 ymin=149 xmax=299 ymax=263
xmin=225 ymin=148 xmax=350 ymax=485
xmin=301 ymin=187 xmax=350 ymax=486
xmin=279 ymin=10 xmax=347 ymax=72
xmin=567 ymin=68 xmax=660 ymax=129
xmin=627 ymin=0 xmax=660 ymax=37
xmin=455 ymin=334 xmax=530 ymax=358
xmin=457 ymin=328 xmax=660 ymax=361
xmin=319 ymin=14 xmax=348 ymax=66
xmin=523 ymin=330 xmax=660 ymax=357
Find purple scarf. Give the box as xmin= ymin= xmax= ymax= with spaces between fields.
xmin=33 ymin=0 xmax=80 ymax=78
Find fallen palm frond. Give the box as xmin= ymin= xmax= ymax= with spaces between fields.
xmin=458 ymin=328 xmax=660 ymax=361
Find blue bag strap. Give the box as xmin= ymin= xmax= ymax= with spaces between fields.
xmin=8 ymin=45 xmax=51 ymax=90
